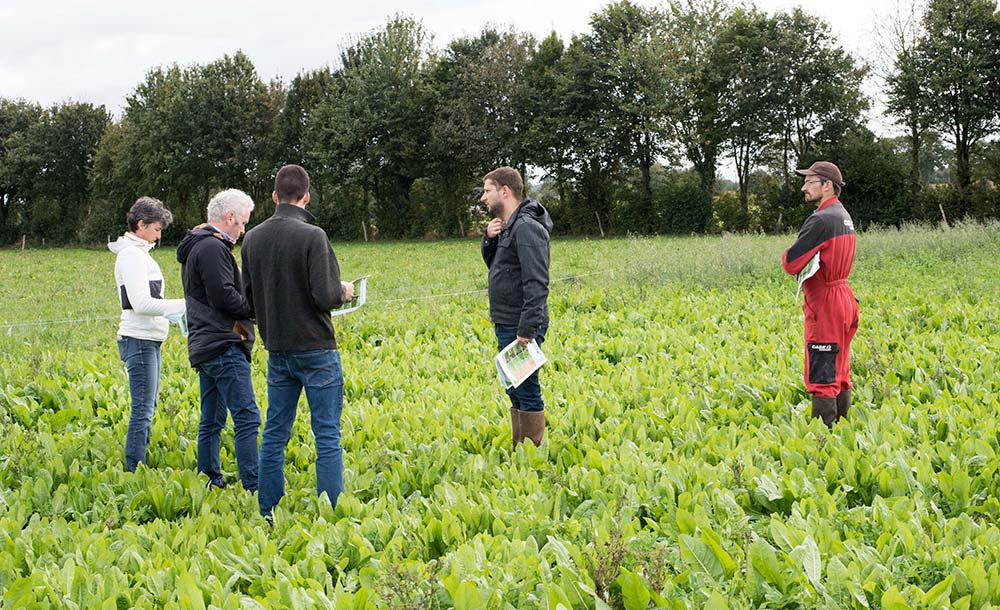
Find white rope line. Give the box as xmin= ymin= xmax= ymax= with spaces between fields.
xmin=374 ymin=287 xmax=488 ymax=304
xmin=372 ymin=269 xmax=611 ymax=305
xmin=0 ymin=269 xmax=615 ymax=332
xmin=2 ymin=315 xmax=119 ymax=330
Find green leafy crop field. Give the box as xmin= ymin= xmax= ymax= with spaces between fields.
xmin=1 ymin=223 xmax=999 ymax=609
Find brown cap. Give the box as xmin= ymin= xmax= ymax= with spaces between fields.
xmin=795 ymin=161 xmax=844 ymax=186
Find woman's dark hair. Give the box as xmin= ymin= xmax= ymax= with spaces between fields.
xmin=127 ymin=196 xmax=173 ymax=232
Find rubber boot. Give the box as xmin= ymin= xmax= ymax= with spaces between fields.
xmin=510 ymin=407 xmax=523 ymax=449
xmin=836 ymin=390 xmax=851 ymax=421
xmin=521 ymin=410 xmax=545 ymax=447
xmin=811 ymin=395 xmax=837 ymax=427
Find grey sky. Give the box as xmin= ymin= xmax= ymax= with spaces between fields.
xmin=2 ymin=0 xmax=904 ymax=127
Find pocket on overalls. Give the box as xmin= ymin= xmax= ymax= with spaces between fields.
xmin=807 ymin=342 xmax=839 ymax=385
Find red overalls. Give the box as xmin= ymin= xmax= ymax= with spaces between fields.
xmin=782 ymin=198 xmax=859 ymax=398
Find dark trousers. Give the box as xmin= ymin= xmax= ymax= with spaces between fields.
xmin=196 ymin=343 xmax=261 ymax=490
xmin=495 ymin=324 xmax=547 ymax=412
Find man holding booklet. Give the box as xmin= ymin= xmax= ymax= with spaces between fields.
xmin=481 ymin=166 xmax=553 ymax=448
xmin=242 ymin=164 xmax=355 ymax=518
xmin=782 ymin=161 xmax=858 ymax=426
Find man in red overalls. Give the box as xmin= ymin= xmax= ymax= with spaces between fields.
xmin=782 ymin=161 xmax=859 ymax=426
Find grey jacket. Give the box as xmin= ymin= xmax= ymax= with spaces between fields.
xmin=481 ymin=199 xmax=553 ymax=338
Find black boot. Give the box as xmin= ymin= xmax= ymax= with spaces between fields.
xmin=836 ymin=390 xmax=851 ymax=421
xmin=811 ymin=396 xmax=837 ymax=427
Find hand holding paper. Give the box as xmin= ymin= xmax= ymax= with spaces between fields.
xmin=165 ymin=310 xmax=188 ymax=337
xmin=332 ymin=275 xmax=369 ymax=317
xmin=495 ymin=339 xmax=546 ymax=389
xmin=795 ymin=253 xmax=820 ymax=297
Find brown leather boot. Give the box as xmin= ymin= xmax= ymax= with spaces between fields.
xmin=521 ymin=410 xmax=545 ymax=447
xmin=511 ymin=407 xmax=523 ymax=449
xmin=836 ymin=390 xmax=851 ymax=421
xmin=811 ymin=396 xmax=837 ymax=427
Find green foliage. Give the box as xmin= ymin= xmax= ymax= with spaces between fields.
xmin=0 ymin=100 xmax=108 ymax=244
xmin=653 ymin=167 xmax=711 ymax=234
xmin=104 ymin=51 xmax=282 ymax=240
xmin=308 ymin=16 xmax=436 ymax=239
xmin=812 ymin=127 xmax=912 ymax=229
xmin=4 ymin=2 xmax=1000 ymax=246
xmin=914 ymin=0 xmax=1000 ymax=196
xmin=2 ymin=225 xmax=1000 ymax=606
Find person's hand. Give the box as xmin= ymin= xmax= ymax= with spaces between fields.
xmin=517 ymin=336 xmax=531 ymax=346
xmin=342 ymin=281 xmax=355 ymax=302
xmin=486 ymin=218 xmax=503 ymax=238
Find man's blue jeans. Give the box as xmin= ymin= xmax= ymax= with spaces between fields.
xmin=196 ymin=344 xmax=261 ymax=490
xmin=495 ymin=324 xmax=547 ymax=412
xmin=259 ymin=349 xmax=345 ymax=516
xmin=117 ymin=336 xmax=162 ymax=471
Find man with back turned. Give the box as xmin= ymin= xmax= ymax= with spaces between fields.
xmin=241 ymin=164 xmax=355 ymax=518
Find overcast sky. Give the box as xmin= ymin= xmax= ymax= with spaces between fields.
xmin=1 ymin=0 xmax=903 ymax=127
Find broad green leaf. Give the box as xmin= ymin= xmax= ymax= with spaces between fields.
xmin=701 ymin=526 xmax=737 ymax=576
xmin=705 ymin=591 xmax=729 ymax=610
xmin=544 ymin=536 xmax=573 ymax=568
xmin=681 ymin=535 xmax=724 ymax=580
xmin=881 ymin=586 xmax=911 ymax=610
xmin=848 ymin=580 xmax=871 ymax=609
xmin=546 ymin=583 xmax=574 ymax=610
xmin=2 ymin=576 xmax=38 ymax=606
xmin=922 ymin=575 xmax=954 ymax=606
xmin=755 ymin=475 xmax=783 ymax=501
xmin=790 ymin=536 xmax=821 ymax=590
xmin=616 ymin=569 xmax=651 ymax=610
xmin=176 ymin=571 xmax=206 ymax=610
xmin=676 ymin=507 xmax=696 ymax=535
xmin=749 ymin=539 xmax=784 ymax=591
xmin=451 ymin=581 xmax=484 ymax=610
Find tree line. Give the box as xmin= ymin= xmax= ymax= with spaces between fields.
xmin=1 ymin=0 xmax=998 ymax=245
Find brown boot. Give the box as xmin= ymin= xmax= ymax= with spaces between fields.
xmin=510 ymin=407 xmax=523 ymax=449
xmin=521 ymin=410 xmax=545 ymax=447
xmin=811 ymin=396 xmax=837 ymax=427
xmin=836 ymin=390 xmax=851 ymax=421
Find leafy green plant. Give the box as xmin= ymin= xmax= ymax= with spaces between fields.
xmin=1 ymin=223 xmax=999 ymax=607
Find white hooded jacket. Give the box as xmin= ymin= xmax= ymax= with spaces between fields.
xmin=109 ymin=232 xmax=185 ymax=341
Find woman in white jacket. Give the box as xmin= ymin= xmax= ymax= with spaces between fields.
xmin=109 ymin=197 xmax=186 ymax=471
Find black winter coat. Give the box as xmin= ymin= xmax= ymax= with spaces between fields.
xmin=481 ymin=199 xmax=553 ymax=338
xmin=177 ymin=226 xmax=254 ymax=367
xmin=241 ymin=204 xmax=347 ymax=352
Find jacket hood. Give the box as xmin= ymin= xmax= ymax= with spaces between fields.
xmin=108 ymin=232 xmax=154 ymax=254
xmin=517 ymin=199 xmax=553 ymax=235
xmin=176 ymin=225 xmax=231 ymax=264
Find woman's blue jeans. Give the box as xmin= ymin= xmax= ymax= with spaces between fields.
xmin=117 ymin=336 xmax=162 ymax=471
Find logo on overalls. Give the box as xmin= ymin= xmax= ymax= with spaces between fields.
xmin=811 ymin=343 xmax=835 ymax=352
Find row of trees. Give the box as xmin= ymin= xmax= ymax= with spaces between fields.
xmin=1 ymin=0 xmax=998 ymax=245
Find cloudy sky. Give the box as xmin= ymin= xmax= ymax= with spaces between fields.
xmin=1 ymin=0 xmax=905 ymax=127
